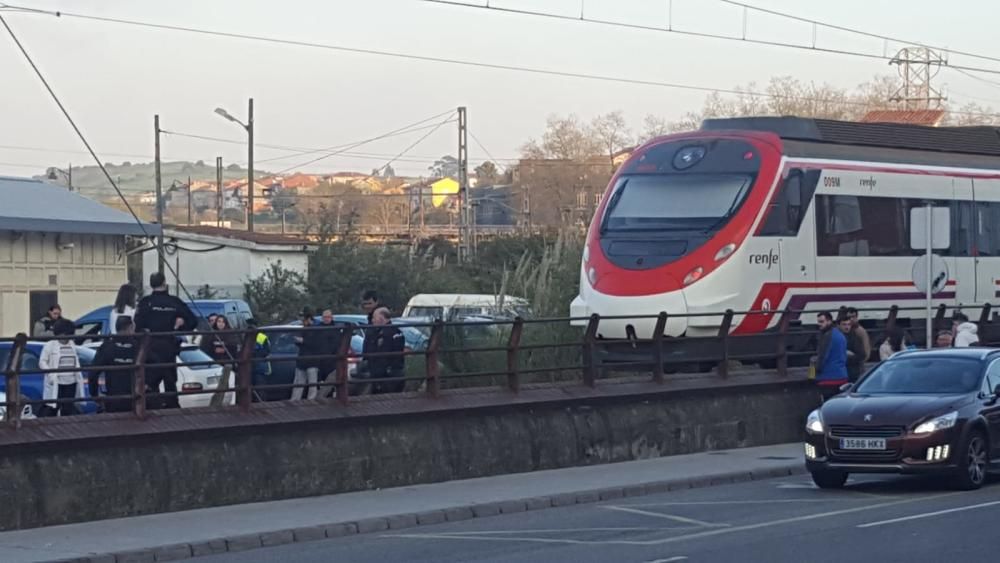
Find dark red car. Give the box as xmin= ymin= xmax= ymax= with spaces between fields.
xmin=804 ymin=348 xmax=1000 ymax=490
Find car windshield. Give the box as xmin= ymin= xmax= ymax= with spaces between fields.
xmin=603 ymin=174 xmax=752 ymax=232
xmin=179 ymin=348 xmax=215 ymax=371
xmin=855 ymin=357 xmax=982 ymax=394
xmin=407 ymin=306 xmax=444 ymax=319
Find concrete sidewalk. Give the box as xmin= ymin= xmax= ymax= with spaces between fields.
xmin=2 ymin=443 xmax=805 ymax=563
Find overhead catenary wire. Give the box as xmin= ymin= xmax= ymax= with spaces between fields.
xmin=3 ymin=4 xmax=1000 ymax=119
xmin=421 ymin=0 xmax=1000 ymax=81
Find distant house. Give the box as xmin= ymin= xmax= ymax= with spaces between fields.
xmin=471 ymin=185 xmax=517 ymax=226
xmin=860 ymin=109 xmax=946 ymax=127
xmin=138 ymin=192 xmax=158 ymax=205
xmin=408 ymin=177 xmax=460 ymax=208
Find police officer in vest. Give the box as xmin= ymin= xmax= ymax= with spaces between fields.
xmin=89 ymin=316 xmax=139 ymax=413
xmin=134 ymin=272 xmax=197 ymax=409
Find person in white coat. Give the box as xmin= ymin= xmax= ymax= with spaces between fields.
xmin=109 ymin=284 xmax=138 ymax=335
xmin=953 ymin=313 xmax=980 ymax=348
xmin=39 ymin=318 xmax=85 ymax=416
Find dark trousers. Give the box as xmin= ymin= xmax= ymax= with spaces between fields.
xmin=53 ymin=383 xmax=79 ymax=416
xmin=146 ymin=347 xmax=180 ymax=409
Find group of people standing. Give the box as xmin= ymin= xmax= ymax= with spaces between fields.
xmin=291 ymin=291 xmax=406 ymax=400
xmin=814 ymin=308 xmax=982 ymax=394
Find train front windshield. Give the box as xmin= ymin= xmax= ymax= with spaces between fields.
xmin=602 ymin=174 xmax=752 ymax=233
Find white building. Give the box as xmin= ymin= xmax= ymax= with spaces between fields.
xmin=0 ymin=176 xmax=160 ymax=336
xmin=142 ymin=226 xmax=312 ymax=299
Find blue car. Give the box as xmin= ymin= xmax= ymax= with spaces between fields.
xmin=0 ymin=341 xmax=98 ymax=414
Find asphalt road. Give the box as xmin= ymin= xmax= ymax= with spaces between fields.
xmin=193 ymin=473 xmax=1000 ymax=563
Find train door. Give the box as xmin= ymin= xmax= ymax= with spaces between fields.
xmin=972 ymin=179 xmax=1000 ymax=304
xmin=757 ymin=169 xmax=819 ymax=313
xmin=952 ymin=179 xmax=977 ymax=306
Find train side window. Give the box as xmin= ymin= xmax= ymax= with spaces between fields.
xmin=975 ymin=202 xmax=995 ymax=257
xmin=817 ymin=195 xmax=943 ymax=258
xmin=758 ymin=169 xmax=818 ymax=237
xmin=950 ymin=201 xmax=975 ymax=257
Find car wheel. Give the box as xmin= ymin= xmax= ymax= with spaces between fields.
xmin=954 ymin=430 xmax=989 ymax=491
xmin=811 ymin=470 xmax=848 ymax=489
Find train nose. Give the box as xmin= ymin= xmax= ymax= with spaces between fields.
xmin=571 ymin=288 xmax=689 ymax=338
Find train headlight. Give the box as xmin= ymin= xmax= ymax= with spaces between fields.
xmin=582 ymin=244 xmax=590 ymax=263
xmin=683 ymin=267 xmax=704 ymax=286
xmin=588 ymin=267 xmax=597 ymax=286
xmin=714 ymin=243 xmax=736 ymax=262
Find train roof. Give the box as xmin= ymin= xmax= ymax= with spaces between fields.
xmin=700 ymin=116 xmax=1000 ymax=169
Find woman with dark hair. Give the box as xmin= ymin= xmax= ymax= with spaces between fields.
xmin=110 ymin=284 xmax=138 ymax=334
xmin=200 ymin=314 xmax=241 ymax=362
xmin=879 ymin=327 xmax=908 ymax=361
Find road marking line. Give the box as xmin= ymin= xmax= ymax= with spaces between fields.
xmin=603 ymin=506 xmax=727 ymax=528
xmin=624 ymin=499 xmax=867 ymax=507
xmin=442 ymin=527 xmax=664 ymax=535
xmin=388 ymin=492 xmax=965 ymax=547
xmin=646 ymin=558 xmax=689 ymax=563
xmin=857 ymin=499 xmax=1000 ymax=528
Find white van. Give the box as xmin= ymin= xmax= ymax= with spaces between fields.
xmin=402 ymin=294 xmax=531 ymax=320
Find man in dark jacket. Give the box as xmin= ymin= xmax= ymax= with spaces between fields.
xmin=363 ymin=307 xmax=406 ymax=394
xmin=89 ymin=316 xmax=138 ymax=413
xmin=316 ymin=309 xmax=345 ymax=399
xmin=842 ymin=316 xmax=867 ymax=383
xmin=292 ymin=308 xmax=325 ymax=400
xmin=134 ymin=272 xmax=197 ymax=409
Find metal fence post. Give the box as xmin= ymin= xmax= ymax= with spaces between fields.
xmin=979 ymin=303 xmax=992 ymax=326
xmin=506 ymin=317 xmax=524 ymax=393
xmin=4 ymin=333 xmax=27 ymax=426
xmin=236 ymin=331 xmax=256 ymax=413
xmin=776 ymin=309 xmax=790 ymax=377
xmin=717 ymin=310 xmax=734 ymax=378
xmin=335 ymin=327 xmax=352 ymax=406
xmin=133 ymin=332 xmax=150 ymax=420
xmin=885 ymin=305 xmax=899 ymax=332
xmin=652 ymin=312 xmax=667 ymax=384
xmin=581 ymin=314 xmax=600 ymax=388
xmin=425 ymin=320 xmax=444 ymax=398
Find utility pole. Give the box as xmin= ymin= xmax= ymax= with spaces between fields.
xmin=154 ymin=114 xmax=165 ymax=275
xmin=457 ymin=106 xmax=470 ymax=262
xmin=67 ymin=163 xmax=72 ymax=192
xmin=247 ymin=98 xmax=255 ymax=233
xmin=186 ymin=175 xmax=193 ymax=226
xmin=890 ymin=47 xmax=947 ymax=110
xmin=216 ymin=157 xmax=223 ymax=227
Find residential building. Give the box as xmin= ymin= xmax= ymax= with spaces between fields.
xmin=512 ymin=157 xmax=612 ymax=227
xmin=0 ymin=176 xmax=160 ymax=336
xmin=142 ymin=226 xmax=313 ymax=300
xmin=860 ymin=109 xmax=946 ymax=126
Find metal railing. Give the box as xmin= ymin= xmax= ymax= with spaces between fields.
xmin=2 ymin=302 xmax=996 ymax=428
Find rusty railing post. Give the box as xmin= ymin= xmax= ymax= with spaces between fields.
xmin=776 ymin=308 xmax=791 ymax=377
xmin=235 ymin=331 xmax=256 ymax=413
xmin=133 ymin=332 xmax=151 ymax=420
xmin=717 ymin=310 xmax=734 ymax=378
xmin=652 ymin=312 xmax=667 ymax=384
xmin=425 ymin=320 xmax=444 ymax=398
xmin=4 ymin=333 xmax=27 ymax=426
xmin=581 ymin=314 xmax=600 ymax=388
xmin=335 ymin=327 xmax=352 ymax=406
xmin=979 ymin=303 xmax=992 ymax=326
xmin=506 ymin=317 xmax=524 ymax=393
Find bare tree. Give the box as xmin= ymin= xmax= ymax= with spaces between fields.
xmin=640 ymin=114 xmax=671 ymax=143
xmin=520 ymin=114 xmax=600 ymax=159
xmin=590 ymin=111 xmax=633 ymax=168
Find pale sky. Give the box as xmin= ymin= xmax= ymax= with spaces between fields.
xmin=1 ymin=0 xmax=999 ymax=190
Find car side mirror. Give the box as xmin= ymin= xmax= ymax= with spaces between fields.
xmin=839 ymin=383 xmax=853 ymax=393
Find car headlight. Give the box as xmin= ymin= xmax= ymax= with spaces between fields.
xmin=806 ymin=409 xmax=824 ymax=434
xmin=913 ymin=411 xmax=958 ymax=435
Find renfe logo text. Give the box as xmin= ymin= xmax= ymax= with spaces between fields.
xmin=749 ymin=250 xmax=779 ymax=270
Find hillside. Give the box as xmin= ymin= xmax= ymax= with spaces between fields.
xmin=38 ymin=160 xmax=258 ymax=198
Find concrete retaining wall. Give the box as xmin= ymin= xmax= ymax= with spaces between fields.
xmin=0 ymin=376 xmax=819 ymax=530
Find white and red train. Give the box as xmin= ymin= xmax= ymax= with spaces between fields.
xmin=571 ymin=117 xmax=1000 ymax=339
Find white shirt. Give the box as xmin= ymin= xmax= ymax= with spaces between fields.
xmin=39 ymin=340 xmax=85 ymax=403
xmin=109 ymin=305 xmax=135 ymax=334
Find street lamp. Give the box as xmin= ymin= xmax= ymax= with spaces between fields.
xmin=214 ymin=98 xmax=254 ymax=232
xmin=46 ymin=163 xmax=72 ymax=191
